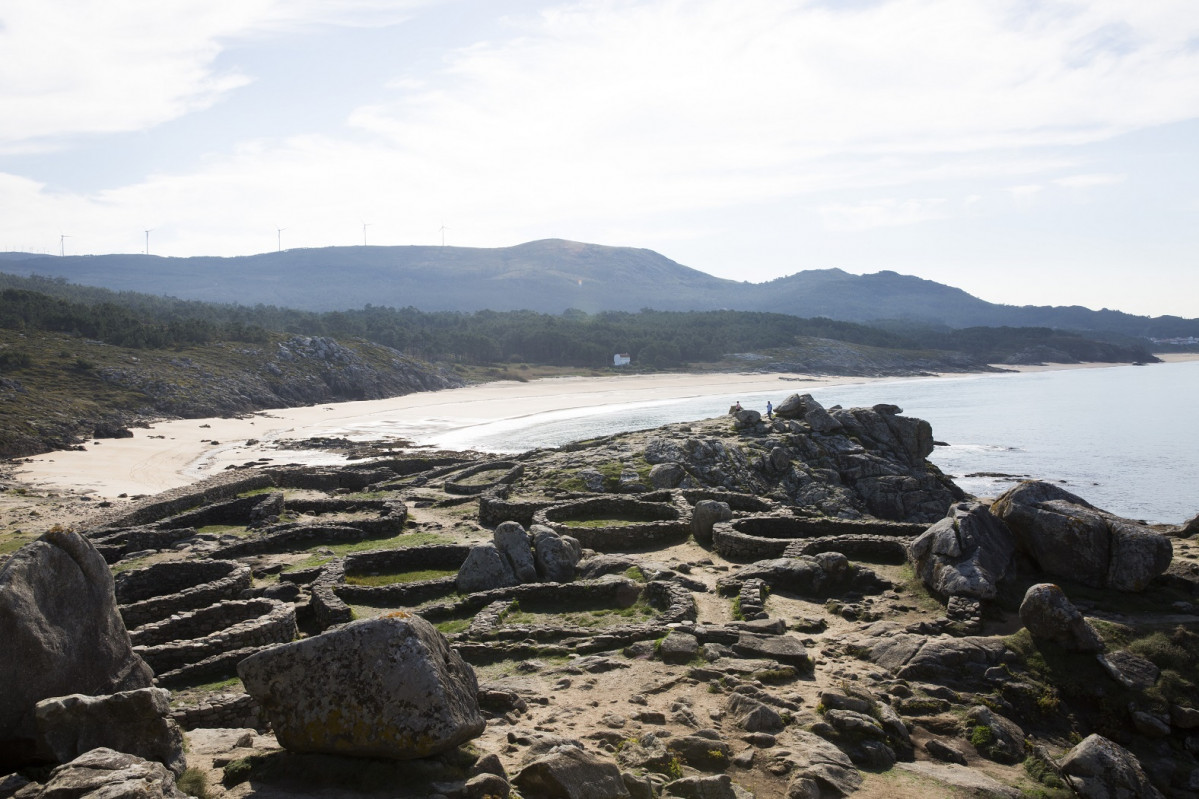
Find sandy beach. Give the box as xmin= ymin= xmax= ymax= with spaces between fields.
xmin=13 ymin=356 xmax=1198 ymax=501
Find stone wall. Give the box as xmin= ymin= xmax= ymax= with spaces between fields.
xmin=309 ymin=561 xmax=353 ymax=630
xmin=131 ymin=599 xmax=296 ymax=674
xmin=534 ymin=496 xmax=692 ymax=553
xmin=159 ymin=495 xmax=264 ymax=530
xmin=478 ymin=496 xmax=554 ymax=528
xmin=209 ymin=524 xmax=384 ymax=559
xmin=333 ymin=545 xmax=470 ymax=607
xmin=343 ymin=545 xmax=472 ymax=575
xmin=681 ymin=489 xmax=777 ymax=514
xmin=267 ymin=466 xmax=397 ymax=492
xmin=444 ymin=462 xmax=524 ymax=496
xmin=714 ymin=515 xmax=926 ymax=561
xmin=103 ymin=473 xmax=276 ymax=528
xmin=117 ymin=560 xmax=251 ymax=629
xmin=171 ymin=693 xmax=263 ymax=732
xmin=784 ymin=535 xmax=911 ymax=564
xmin=88 ymin=526 xmax=200 ymax=564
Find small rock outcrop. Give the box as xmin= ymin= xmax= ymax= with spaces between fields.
xmin=238 ymin=614 xmax=484 ymax=759
xmin=1018 ymin=583 xmax=1104 ymax=653
xmin=34 ymin=687 xmax=186 ymax=775
xmin=13 ymin=747 xmax=186 ymax=799
xmin=992 ymin=481 xmax=1172 ymax=591
xmin=909 ymin=501 xmax=1014 ymax=600
xmin=0 ymin=530 xmax=153 ymax=765
xmin=1059 ymin=734 xmax=1165 ymax=799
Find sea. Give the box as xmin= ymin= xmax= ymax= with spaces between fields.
xmin=421 ymin=360 xmax=1199 ymax=525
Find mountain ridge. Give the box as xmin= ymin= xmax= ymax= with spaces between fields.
xmin=2 ymin=239 xmax=1195 ymax=338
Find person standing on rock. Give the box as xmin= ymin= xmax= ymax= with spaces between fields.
xmin=766 ymin=401 xmax=773 ymax=419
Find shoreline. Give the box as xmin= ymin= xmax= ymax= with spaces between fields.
xmin=11 ymin=356 xmax=1198 ymax=502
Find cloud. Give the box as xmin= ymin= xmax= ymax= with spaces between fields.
xmin=0 ymin=0 xmax=427 ymax=152
xmin=819 ymin=198 xmax=950 ymax=232
xmin=1054 ymin=172 xmax=1127 ymax=188
xmin=3 ymin=0 xmax=1199 ymax=271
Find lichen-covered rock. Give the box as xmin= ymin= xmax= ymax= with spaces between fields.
xmin=1018 ymin=583 xmax=1104 ymax=653
xmin=34 ymin=687 xmax=185 ymax=775
xmin=19 ymin=747 xmax=186 ymax=799
xmin=457 ymin=543 xmax=519 ymax=593
xmin=237 ymin=614 xmax=484 ymax=759
xmin=0 ymin=531 xmax=153 ymax=765
xmin=1059 ymin=734 xmax=1164 ymax=799
xmin=494 ymin=521 xmax=537 ymax=583
xmin=909 ymin=502 xmax=1014 ymax=600
xmin=992 ymin=481 xmax=1172 ymax=591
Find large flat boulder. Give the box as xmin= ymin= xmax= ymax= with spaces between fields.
xmin=992 ymin=481 xmax=1172 ymax=591
xmin=909 ymin=502 xmax=1015 ymax=600
xmin=14 ymin=747 xmax=186 ymax=799
xmin=0 ymin=530 xmax=153 ymax=766
xmin=238 ymin=613 xmax=484 ymax=759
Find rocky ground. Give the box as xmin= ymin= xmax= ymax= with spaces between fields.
xmin=3 ymin=395 xmax=1199 ymax=799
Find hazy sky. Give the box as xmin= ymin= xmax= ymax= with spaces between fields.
xmin=2 ymin=0 xmax=1198 ymax=317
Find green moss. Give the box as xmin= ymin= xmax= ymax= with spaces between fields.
xmin=623 ymin=566 xmax=647 ymax=583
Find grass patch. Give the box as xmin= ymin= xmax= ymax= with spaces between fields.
xmin=344 ymin=568 xmax=457 ymax=587
xmin=502 ymin=597 xmax=658 ymax=629
xmin=0 ymin=532 xmax=36 ymax=556
xmin=435 ymin=618 xmax=471 ymax=635
xmin=286 ymin=531 xmax=454 ymax=570
xmin=110 ymin=556 xmax=151 ymax=574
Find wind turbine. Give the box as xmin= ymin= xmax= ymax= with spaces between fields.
xmin=59 ymin=234 xmax=70 ymax=256
xmin=363 ymin=222 xmax=371 ymax=246
xmin=276 ymin=226 xmax=286 ymax=252
xmin=144 ymin=229 xmax=153 ymax=255
xmin=439 ymin=224 xmax=448 ymax=247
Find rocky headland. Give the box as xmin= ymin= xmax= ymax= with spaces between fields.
xmin=2 ymin=393 xmax=1198 ymax=799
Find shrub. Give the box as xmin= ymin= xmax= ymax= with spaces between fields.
xmin=176 ymin=767 xmax=211 ymax=799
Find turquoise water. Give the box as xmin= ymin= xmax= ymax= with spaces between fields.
xmin=425 ymin=360 xmax=1199 ymax=524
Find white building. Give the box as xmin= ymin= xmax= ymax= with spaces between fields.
xmin=613 ymin=353 xmax=631 ymax=366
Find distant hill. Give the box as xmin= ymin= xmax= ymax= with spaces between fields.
xmin=2 ymin=239 xmax=1195 ymax=337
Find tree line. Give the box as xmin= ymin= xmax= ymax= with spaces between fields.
xmin=0 ymin=273 xmax=1155 ymax=367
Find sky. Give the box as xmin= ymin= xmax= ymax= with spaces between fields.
xmin=2 ymin=0 xmax=1198 ymax=318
